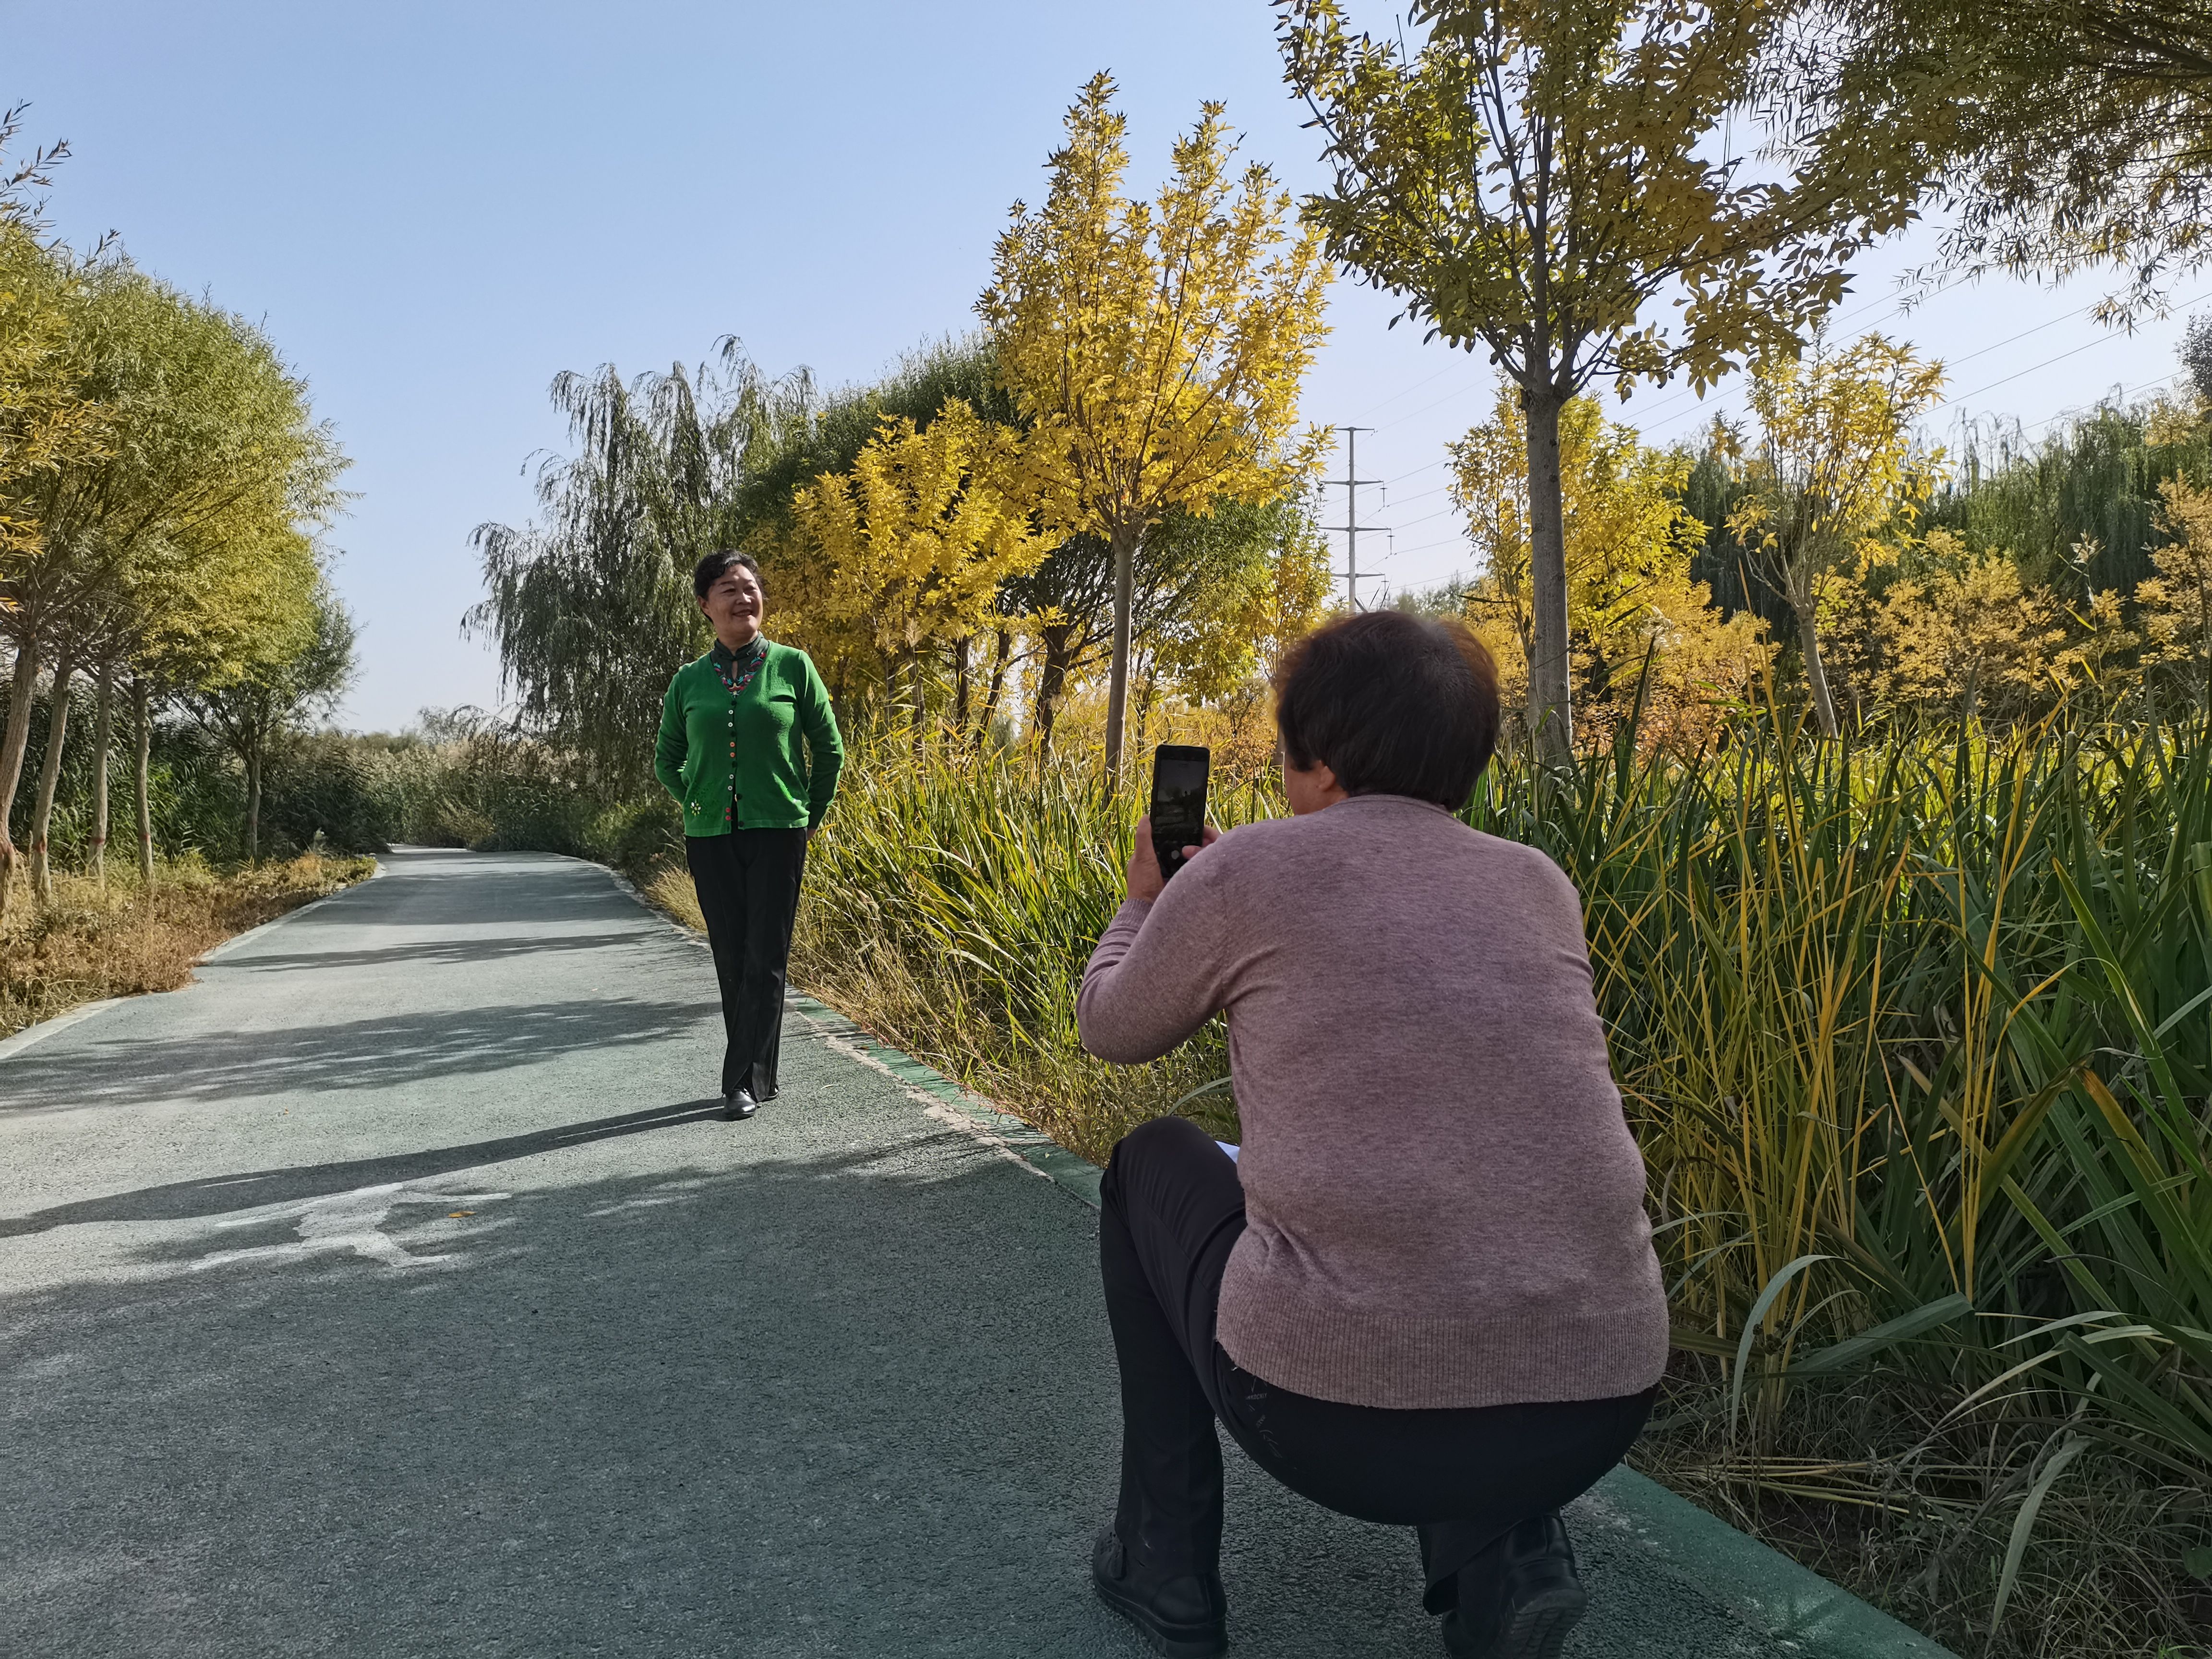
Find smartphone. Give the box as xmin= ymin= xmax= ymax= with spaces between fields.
xmin=1150 ymin=745 xmax=1211 ymax=882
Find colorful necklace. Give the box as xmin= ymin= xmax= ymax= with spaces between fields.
xmin=713 ymin=638 xmax=767 ymax=697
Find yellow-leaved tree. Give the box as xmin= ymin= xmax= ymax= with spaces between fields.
xmin=1855 ymin=532 xmax=2070 ymax=722
xmin=978 ymin=73 xmax=1332 ymax=781
xmin=1727 ymin=333 xmax=1947 ymax=736
xmin=2140 ymin=478 xmax=2212 ymax=702
xmin=788 ymin=400 xmax=1047 ymax=738
xmin=1278 ymin=0 xmax=1923 ymax=759
xmin=1450 ymin=392 xmax=1767 ymax=745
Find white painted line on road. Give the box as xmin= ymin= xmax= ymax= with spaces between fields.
xmin=0 ymin=998 xmax=127 ymax=1064
xmin=192 ymin=1181 xmax=514 ymax=1273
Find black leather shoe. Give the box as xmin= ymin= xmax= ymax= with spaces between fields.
xmin=723 ymin=1088 xmax=757 ymax=1121
xmin=1440 ymin=1514 xmax=1588 ymax=1659
xmin=1092 ymin=1527 xmax=1226 ymax=1658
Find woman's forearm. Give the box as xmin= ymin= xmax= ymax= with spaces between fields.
xmin=1077 ymin=891 xmax=1225 ymax=1064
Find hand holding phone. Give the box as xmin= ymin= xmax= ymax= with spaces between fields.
xmin=1149 ymin=745 xmax=1211 ymax=884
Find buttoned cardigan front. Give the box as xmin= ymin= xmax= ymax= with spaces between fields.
xmin=654 ymin=639 xmax=844 ymax=836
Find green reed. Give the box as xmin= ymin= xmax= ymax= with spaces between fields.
xmin=796 ymin=714 xmax=2211 ymax=1550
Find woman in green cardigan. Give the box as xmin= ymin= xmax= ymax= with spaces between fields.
xmin=656 ymin=551 xmax=844 ymax=1120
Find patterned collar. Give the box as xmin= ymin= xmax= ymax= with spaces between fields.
xmin=710 ymin=637 xmax=767 ymax=672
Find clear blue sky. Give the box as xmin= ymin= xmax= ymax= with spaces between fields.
xmin=8 ymin=1 xmax=2200 ymax=730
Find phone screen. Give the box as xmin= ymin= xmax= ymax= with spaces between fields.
xmin=1151 ymin=745 xmax=1210 ymax=878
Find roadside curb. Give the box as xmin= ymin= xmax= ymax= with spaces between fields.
xmin=1575 ymin=1467 xmax=1957 ymax=1658
xmin=200 ymin=856 xmax=386 ymax=961
xmin=784 ymin=992 xmax=1105 ymax=1208
xmin=0 ymin=997 xmax=128 ymax=1064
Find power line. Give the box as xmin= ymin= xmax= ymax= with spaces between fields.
xmin=1620 ymin=268 xmax=1979 ymax=431
xmin=1346 ymin=362 xmax=1458 ymax=423
xmin=1637 ymin=282 xmax=2211 ymax=445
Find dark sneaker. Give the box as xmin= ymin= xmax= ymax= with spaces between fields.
xmin=723 ymin=1088 xmax=758 ymax=1121
xmin=1092 ymin=1527 xmax=1227 ymax=1658
xmin=1441 ymin=1514 xmax=1588 ymax=1659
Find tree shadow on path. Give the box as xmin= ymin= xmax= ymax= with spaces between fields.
xmin=0 ymin=1097 xmax=732 ymax=1237
xmin=0 ymin=995 xmax=721 ymax=1115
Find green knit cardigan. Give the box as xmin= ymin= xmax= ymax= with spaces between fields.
xmin=654 ymin=640 xmax=844 ymax=836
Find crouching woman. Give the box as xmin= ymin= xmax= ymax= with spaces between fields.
xmin=1076 ymin=611 xmax=1668 ymax=1659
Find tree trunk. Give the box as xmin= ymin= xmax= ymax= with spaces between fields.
xmin=952 ymin=635 xmax=972 ymax=735
xmin=133 ymin=676 xmax=154 ymax=884
xmin=28 ymin=647 xmax=76 ymax=902
xmin=976 ymin=628 xmax=1012 ymax=748
xmin=0 ymin=636 xmax=44 ymax=923
xmin=1102 ymin=521 xmax=1140 ymax=787
xmin=1522 ymin=385 xmax=1574 ymax=765
xmin=1033 ymin=624 xmax=1076 ymax=762
xmin=904 ymin=648 xmax=926 ymax=755
xmin=91 ymin=662 xmax=113 ymax=887
xmin=244 ymin=736 xmax=263 ymax=864
xmin=1792 ymin=583 xmax=1841 ymax=738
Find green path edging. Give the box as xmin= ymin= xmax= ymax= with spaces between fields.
xmin=785 ymin=988 xmax=1957 ymax=1659
xmin=787 ymin=992 xmax=1105 ymax=1206
xmin=1577 ymin=1468 xmax=1956 ymax=1658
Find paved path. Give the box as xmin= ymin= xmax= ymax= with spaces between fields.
xmin=1 ymin=849 xmax=1946 ymax=1658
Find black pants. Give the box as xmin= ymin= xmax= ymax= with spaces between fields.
xmin=1099 ymin=1116 xmax=1654 ymax=1612
xmin=685 ymin=830 xmax=808 ymax=1098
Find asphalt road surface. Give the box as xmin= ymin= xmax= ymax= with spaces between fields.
xmin=1 ymin=849 xmax=1939 ymax=1658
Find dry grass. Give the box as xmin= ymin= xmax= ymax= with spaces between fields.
xmin=1632 ymin=1357 xmax=2212 ymax=1658
xmin=0 ymin=853 xmax=377 ymax=1039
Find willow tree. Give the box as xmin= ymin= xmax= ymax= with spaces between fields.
xmin=1772 ymin=0 xmax=2212 ymax=325
xmin=978 ymin=73 xmax=1332 ymax=782
xmin=1276 ymin=0 xmax=1921 ymax=760
xmin=468 ymin=349 xmax=819 ymax=790
xmin=787 ymin=401 xmax=1046 ymax=738
xmin=1727 ymin=332 xmax=1946 ymax=735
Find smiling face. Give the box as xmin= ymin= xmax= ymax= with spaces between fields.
xmin=699 ymin=562 xmax=766 ymax=649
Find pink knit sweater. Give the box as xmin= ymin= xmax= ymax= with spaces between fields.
xmin=1078 ymin=794 xmax=1670 ymax=1411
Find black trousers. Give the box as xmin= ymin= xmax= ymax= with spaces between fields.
xmin=685 ymin=830 xmax=808 ymax=1098
xmin=1098 ymin=1115 xmax=1655 ymax=1612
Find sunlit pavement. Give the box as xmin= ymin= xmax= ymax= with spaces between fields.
xmin=1 ymin=849 xmax=1946 ymax=1658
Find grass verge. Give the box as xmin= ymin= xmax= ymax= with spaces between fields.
xmin=0 ymin=852 xmax=377 ymax=1040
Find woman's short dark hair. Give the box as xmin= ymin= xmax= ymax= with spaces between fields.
xmin=693 ymin=550 xmax=763 ymax=600
xmin=1274 ymin=612 xmax=1501 ymax=810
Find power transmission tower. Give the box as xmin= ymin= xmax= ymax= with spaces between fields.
xmin=1322 ymin=426 xmax=1389 ymax=610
